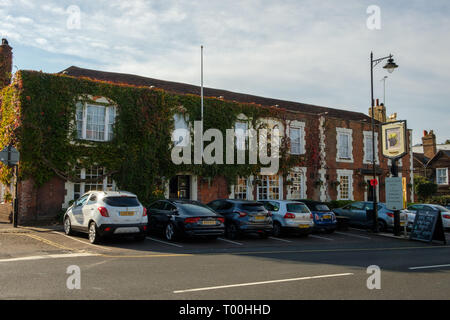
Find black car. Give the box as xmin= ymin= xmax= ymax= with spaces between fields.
xmin=207 ymin=199 xmax=273 ymax=239
xmin=147 ymin=199 xmax=225 ymax=241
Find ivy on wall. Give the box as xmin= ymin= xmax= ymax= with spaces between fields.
xmin=0 ymin=71 xmax=317 ymax=205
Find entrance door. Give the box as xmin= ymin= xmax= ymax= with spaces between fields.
xmin=169 ymin=175 xmax=191 ymax=199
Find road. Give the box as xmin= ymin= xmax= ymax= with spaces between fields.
xmin=0 ymin=227 xmax=449 ymax=300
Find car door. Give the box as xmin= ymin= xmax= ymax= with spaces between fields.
xmin=82 ymin=193 xmax=98 ymax=229
xmin=71 ymin=194 xmax=89 ymax=227
xmin=350 ymin=202 xmax=367 ymax=225
xmin=148 ymin=201 xmax=166 ymax=231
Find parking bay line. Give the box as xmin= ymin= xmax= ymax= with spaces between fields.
xmin=269 ymin=236 xmax=293 ymax=243
xmin=52 ymin=231 xmax=114 ymax=251
xmin=146 ymin=237 xmax=183 ymax=248
xmin=173 ymin=272 xmax=354 ymax=294
xmin=335 ymin=232 xmax=371 ymax=240
xmin=0 ymin=252 xmax=99 ymax=263
xmin=310 ymin=235 xmax=334 ymax=241
xmin=217 ymin=238 xmax=243 ymax=246
xmin=408 ymin=264 xmax=450 ymax=270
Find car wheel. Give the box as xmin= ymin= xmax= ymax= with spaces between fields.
xmin=88 ymin=222 xmax=101 ymax=244
xmin=272 ymin=222 xmax=282 ymax=237
xmin=377 ymin=219 xmax=387 ymax=232
xmin=225 ymin=223 xmax=238 ymax=240
xmin=64 ymin=216 xmax=73 ymax=236
xmin=165 ymin=223 xmax=177 ymax=241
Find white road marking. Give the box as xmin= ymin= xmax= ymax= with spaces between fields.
xmin=269 ymin=236 xmax=293 ymax=243
xmin=310 ymin=235 xmax=334 ymax=241
xmin=145 ymin=237 xmax=183 ymax=248
xmin=0 ymin=253 xmax=98 ymax=263
xmin=52 ymin=231 xmax=114 ymax=251
xmin=408 ymin=264 xmax=450 ymax=270
xmin=174 ymin=272 xmax=354 ymax=293
xmin=217 ymin=238 xmax=243 ymax=246
xmin=335 ymin=232 xmax=371 ymax=240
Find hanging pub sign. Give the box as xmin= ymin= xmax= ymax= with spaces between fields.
xmin=381 ymin=120 xmax=408 ymax=159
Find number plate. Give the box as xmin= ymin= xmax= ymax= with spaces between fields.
xmin=119 ymin=211 xmax=135 ymax=216
xmin=298 ymin=224 xmax=310 ymax=229
xmin=202 ymin=220 xmax=216 ymax=225
xmin=323 ymin=215 xmax=331 ymax=219
xmin=255 ymin=216 xmax=265 ymax=221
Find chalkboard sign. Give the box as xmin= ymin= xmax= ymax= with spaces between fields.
xmin=409 ymin=210 xmax=446 ymax=244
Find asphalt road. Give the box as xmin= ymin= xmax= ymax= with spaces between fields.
xmin=0 ymin=227 xmax=449 ymax=300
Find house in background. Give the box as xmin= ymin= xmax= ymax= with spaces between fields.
xmin=414 ymin=130 xmax=450 ymax=196
xmin=0 ymin=39 xmax=415 ymax=224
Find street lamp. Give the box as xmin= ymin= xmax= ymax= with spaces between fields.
xmin=370 ymin=52 xmax=398 ymax=233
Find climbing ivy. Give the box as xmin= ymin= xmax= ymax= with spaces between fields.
xmin=0 ymin=71 xmax=315 ymax=205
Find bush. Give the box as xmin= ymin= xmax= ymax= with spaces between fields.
xmin=430 ymin=195 xmax=450 ymax=206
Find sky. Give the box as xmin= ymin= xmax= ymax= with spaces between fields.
xmin=0 ymin=0 xmax=449 ymax=146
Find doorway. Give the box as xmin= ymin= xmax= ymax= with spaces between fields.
xmin=169 ymin=175 xmax=191 ymax=199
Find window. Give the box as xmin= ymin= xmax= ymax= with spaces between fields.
xmin=173 ymin=114 xmax=189 ymax=147
xmin=257 ymin=175 xmax=280 ymax=200
xmin=235 ymin=121 xmax=248 ymax=150
xmin=363 ymin=132 xmax=379 ymax=164
xmin=76 ymin=102 xmax=116 ymax=142
xmin=103 ymin=197 xmax=140 ymax=207
xmin=437 ymin=168 xmax=449 ymax=185
xmin=288 ymin=168 xmax=306 ymax=199
xmin=234 ymin=177 xmax=248 ymax=200
xmin=289 ymin=122 xmax=305 ymax=155
xmin=337 ymin=170 xmax=353 ymax=200
xmin=336 ymin=128 xmax=353 ymax=162
xmin=73 ymin=166 xmax=116 ymax=200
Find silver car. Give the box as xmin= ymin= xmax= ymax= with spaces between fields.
xmin=260 ymin=200 xmax=314 ymax=237
xmin=404 ymin=204 xmax=450 ymax=230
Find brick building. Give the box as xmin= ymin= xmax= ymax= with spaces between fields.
xmin=413 ymin=130 xmax=450 ymax=196
xmin=0 ymin=40 xmax=415 ymax=224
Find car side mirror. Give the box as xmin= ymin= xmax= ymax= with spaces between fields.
xmin=171 ymin=209 xmax=179 ymax=215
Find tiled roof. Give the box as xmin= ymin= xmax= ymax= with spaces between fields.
xmin=59 ymin=66 xmax=374 ymax=122
xmin=413 ymin=152 xmax=429 ymax=165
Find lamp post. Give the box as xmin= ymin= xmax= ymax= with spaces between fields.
xmin=370 ymin=52 xmax=398 ymax=232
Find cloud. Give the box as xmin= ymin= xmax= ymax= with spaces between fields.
xmin=0 ymin=0 xmax=449 ymax=144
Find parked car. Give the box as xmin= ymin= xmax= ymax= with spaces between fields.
xmin=294 ymin=200 xmax=337 ymax=233
xmin=63 ymin=191 xmax=148 ymax=244
xmin=404 ymin=204 xmax=450 ymax=230
xmin=207 ymin=199 xmax=272 ymax=239
xmin=332 ymin=201 xmax=407 ymax=232
xmin=147 ymin=199 xmax=225 ymax=241
xmin=259 ymin=200 xmax=314 ymax=237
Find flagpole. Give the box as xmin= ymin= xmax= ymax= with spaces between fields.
xmin=200 ymin=45 xmax=204 ymax=159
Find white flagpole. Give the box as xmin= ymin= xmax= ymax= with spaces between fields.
xmin=200 ymin=45 xmax=204 ymax=160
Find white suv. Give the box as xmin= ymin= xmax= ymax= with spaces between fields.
xmin=63 ymin=191 xmax=148 ymax=244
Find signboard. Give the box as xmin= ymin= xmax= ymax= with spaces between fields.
xmin=0 ymin=146 xmax=20 ymax=166
xmin=381 ymin=120 xmax=407 ymax=159
xmin=385 ymin=177 xmax=404 ymax=210
xmin=370 ymin=179 xmax=378 ymax=187
xmin=409 ymin=210 xmax=446 ymax=244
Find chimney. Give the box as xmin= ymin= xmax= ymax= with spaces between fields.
xmin=422 ymin=130 xmax=437 ymax=159
xmin=368 ymin=99 xmax=386 ymax=122
xmin=0 ymin=38 xmax=13 ymax=88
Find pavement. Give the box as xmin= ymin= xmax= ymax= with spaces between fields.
xmin=0 ymin=224 xmax=449 ymax=300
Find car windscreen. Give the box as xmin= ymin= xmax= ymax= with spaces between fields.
xmin=286 ymin=203 xmax=310 ymax=213
xmin=238 ymin=203 xmax=266 ymax=212
xmin=314 ymin=204 xmax=331 ymax=211
xmin=178 ymin=203 xmax=217 ymax=216
xmin=433 ymin=205 xmax=450 ymax=212
xmin=103 ymin=196 xmax=140 ymax=207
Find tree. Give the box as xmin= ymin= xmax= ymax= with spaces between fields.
xmin=414 ymin=175 xmax=437 ymax=201
xmin=445 ymin=139 xmax=450 ymax=144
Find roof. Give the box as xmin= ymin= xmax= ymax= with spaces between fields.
xmin=59 ymin=66 xmax=374 ymax=122
xmin=413 ymin=152 xmax=429 ymax=165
